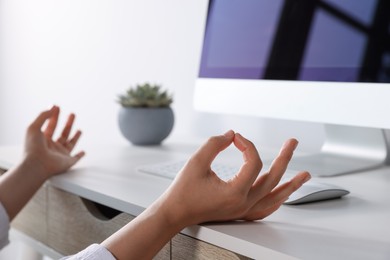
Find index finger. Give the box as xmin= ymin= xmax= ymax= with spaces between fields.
xmin=28 ymin=106 xmax=56 ymax=133
xmin=190 ymin=130 xmax=235 ymax=170
xmin=231 ymin=133 xmax=263 ymax=192
xmin=57 ymin=113 xmax=75 ymax=143
xmin=43 ymin=105 xmax=60 ymax=138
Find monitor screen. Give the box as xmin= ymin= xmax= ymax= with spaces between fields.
xmin=194 ymin=0 xmax=390 ymax=176
xmin=199 ymin=0 xmax=389 ymax=83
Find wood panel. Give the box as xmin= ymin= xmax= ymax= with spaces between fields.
xmin=172 ymin=233 xmax=251 ymax=260
xmin=11 ymin=184 xmax=48 ymax=245
xmin=46 ymin=186 xmax=170 ymax=259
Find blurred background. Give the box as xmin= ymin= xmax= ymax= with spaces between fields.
xmin=0 ymin=0 xmax=324 ymax=258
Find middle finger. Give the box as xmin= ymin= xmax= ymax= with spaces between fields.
xmin=57 ymin=113 xmax=75 ymax=144
xmin=249 ymin=139 xmax=298 ymax=201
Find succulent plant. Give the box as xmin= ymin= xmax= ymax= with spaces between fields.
xmin=118 ymin=83 xmax=173 ymax=108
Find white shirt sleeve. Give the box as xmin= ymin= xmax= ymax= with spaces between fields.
xmin=0 ymin=202 xmax=115 ymax=259
xmin=61 ymin=244 xmax=116 ymax=260
xmin=0 ymin=202 xmax=10 ymax=250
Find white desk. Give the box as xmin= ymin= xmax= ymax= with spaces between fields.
xmin=1 ymin=142 xmax=390 ymax=259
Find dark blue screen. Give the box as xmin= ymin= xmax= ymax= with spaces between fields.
xmin=199 ymin=0 xmax=390 ymax=83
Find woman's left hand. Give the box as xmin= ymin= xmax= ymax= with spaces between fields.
xmin=23 ymin=105 xmax=85 ymax=179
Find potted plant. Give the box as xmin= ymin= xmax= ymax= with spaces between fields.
xmin=117 ymin=83 xmax=174 ymax=145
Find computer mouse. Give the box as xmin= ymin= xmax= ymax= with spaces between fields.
xmin=284 ymin=181 xmax=350 ymax=205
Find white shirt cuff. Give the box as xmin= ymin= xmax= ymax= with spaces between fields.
xmin=0 ymin=202 xmax=10 ymax=250
xmin=61 ymin=244 xmax=116 ymax=260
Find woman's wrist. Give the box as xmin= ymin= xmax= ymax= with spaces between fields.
xmin=19 ymin=154 xmax=49 ymax=183
xmin=0 ymin=154 xmax=48 ymax=220
xmin=152 ymin=193 xmax=192 ymax=233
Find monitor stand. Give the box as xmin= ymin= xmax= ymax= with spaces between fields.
xmin=286 ymin=124 xmax=390 ymax=177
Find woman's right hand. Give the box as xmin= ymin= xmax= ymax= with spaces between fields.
xmin=102 ymin=130 xmax=311 ymax=260
xmin=160 ymin=130 xmax=311 ymax=228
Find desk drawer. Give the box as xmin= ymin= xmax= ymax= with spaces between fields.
xmin=172 ymin=233 xmax=251 ymax=260
xmin=12 ymin=185 xmax=47 ymax=245
xmin=47 ymin=186 xmax=170 ymax=259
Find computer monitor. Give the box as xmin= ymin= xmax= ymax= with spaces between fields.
xmin=194 ymin=0 xmax=390 ymax=176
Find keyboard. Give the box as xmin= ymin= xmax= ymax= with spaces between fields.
xmin=137 ymin=160 xmax=241 ymax=181
xmin=137 ymin=160 xmax=298 ymax=181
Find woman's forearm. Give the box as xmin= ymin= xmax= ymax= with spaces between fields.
xmin=102 ymin=196 xmax=185 ymax=260
xmin=0 ymin=158 xmax=46 ymax=220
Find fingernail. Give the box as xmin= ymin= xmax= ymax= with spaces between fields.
xmin=234 ymin=133 xmax=247 ymax=148
xmin=303 ymin=173 xmax=311 ymax=183
xmin=223 ymin=130 xmax=234 ymax=138
xmin=50 ymin=105 xmax=59 ymax=111
xmin=289 ymin=139 xmax=298 ymax=150
xmin=293 ymin=139 xmax=299 ymax=150
xmin=284 ymin=139 xmax=298 ymax=150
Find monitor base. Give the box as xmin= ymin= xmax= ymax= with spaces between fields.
xmin=287 ymin=124 xmax=390 ymax=177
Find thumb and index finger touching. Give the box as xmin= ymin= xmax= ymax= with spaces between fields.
xmin=232 ymin=133 xmax=263 ymax=192
xmin=193 ymin=131 xmax=309 ymax=212
xmin=191 ymin=130 xmax=236 ymax=170
xmin=28 ymin=105 xmax=59 ymax=135
xmin=193 ymin=130 xmax=263 ymax=192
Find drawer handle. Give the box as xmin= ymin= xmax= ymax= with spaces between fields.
xmin=81 ymin=199 xmax=122 ymax=220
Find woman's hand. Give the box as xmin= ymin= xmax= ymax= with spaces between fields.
xmin=0 ymin=105 xmax=85 ymax=220
xmin=102 ymin=130 xmax=310 ymax=260
xmin=160 ymin=130 xmax=311 ymax=227
xmin=23 ymin=105 xmax=85 ymax=180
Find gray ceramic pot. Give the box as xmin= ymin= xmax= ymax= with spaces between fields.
xmin=118 ymin=106 xmax=174 ymax=145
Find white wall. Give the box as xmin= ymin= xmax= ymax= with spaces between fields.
xmin=0 ymin=1 xmax=324 ymax=257
xmin=0 ymin=0 xmax=324 ymax=152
